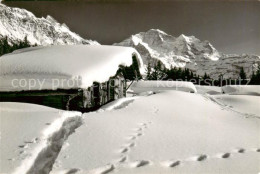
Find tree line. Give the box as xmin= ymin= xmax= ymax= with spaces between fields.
xmin=0 ymin=36 xmax=32 ymax=56
xmin=145 ymin=61 xmax=260 ymax=86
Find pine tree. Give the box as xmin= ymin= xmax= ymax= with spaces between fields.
xmin=120 ymin=55 xmax=142 ymax=81
xmin=146 ymin=63 xmax=152 ymax=80
xmin=250 ymin=64 xmax=260 ymax=85
xmin=132 ymin=55 xmax=142 ymax=80
xmin=256 ymin=64 xmax=260 ymax=85
xmin=239 ymin=67 xmax=247 ymax=85
xmin=150 ymin=61 xmax=161 ymax=80
xmin=0 ymin=36 xmax=33 ymax=57
xmin=250 ymin=71 xmax=256 ymax=85
xmin=239 ymin=67 xmax=247 ymax=80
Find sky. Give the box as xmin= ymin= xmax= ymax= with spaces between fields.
xmin=4 ymin=1 xmax=260 ymax=55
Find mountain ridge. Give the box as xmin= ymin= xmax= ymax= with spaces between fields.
xmin=0 ymin=3 xmax=99 ymax=46
xmin=115 ymin=29 xmax=260 ymax=79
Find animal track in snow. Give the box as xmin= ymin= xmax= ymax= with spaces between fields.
xmin=162 ymin=147 xmax=260 ymax=169
xmin=135 ymin=128 xmax=142 ymax=131
xmin=128 ymin=136 xmax=136 ymax=140
xmin=136 ymin=133 xmax=143 ymax=136
xmin=18 ymin=144 xmax=29 ymax=149
xmin=120 ymin=147 xmax=129 ymax=153
xmin=117 ymin=121 xmax=152 ymax=167
xmin=163 ymin=160 xmax=181 ymax=168
xmin=197 ymin=155 xmax=207 ymax=161
xmin=127 ymin=142 xmax=136 ymax=147
xmin=65 ymin=168 xmax=80 ymax=174
xmin=237 ymin=148 xmax=245 ymax=153
xmin=221 ymin=153 xmax=231 ymax=159
xmin=169 ymin=160 xmax=181 ymax=168
xmin=118 ymin=156 xmax=127 ymax=163
xmin=97 ymin=146 xmax=260 ymax=173
xmin=94 ymin=164 xmax=115 ymax=174
xmin=130 ymin=160 xmax=150 ymax=168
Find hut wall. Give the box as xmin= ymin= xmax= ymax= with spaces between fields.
xmin=0 ymin=74 xmax=127 ymax=112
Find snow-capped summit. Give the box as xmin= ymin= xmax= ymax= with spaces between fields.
xmin=0 ymin=4 xmax=99 ymax=45
xmin=115 ymin=29 xmax=221 ymax=68
xmin=115 ymin=29 xmax=260 ymax=79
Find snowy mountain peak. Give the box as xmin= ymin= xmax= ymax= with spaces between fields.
xmin=115 ymin=29 xmax=221 ymax=67
xmin=177 ymin=34 xmax=192 ymax=42
xmin=115 ymin=29 xmax=260 ymax=79
xmin=149 ymin=29 xmax=168 ymax=35
xmin=0 ymin=4 xmax=99 ymax=46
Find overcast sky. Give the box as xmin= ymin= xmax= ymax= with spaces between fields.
xmin=4 ymin=1 xmax=260 ymax=55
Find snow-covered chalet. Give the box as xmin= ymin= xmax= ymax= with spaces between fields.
xmin=0 ymin=45 xmax=143 ymax=111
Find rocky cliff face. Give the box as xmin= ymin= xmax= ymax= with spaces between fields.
xmin=115 ymin=29 xmax=259 ymax=79
xmin=0 ymin=4 xmax=99 ymax=45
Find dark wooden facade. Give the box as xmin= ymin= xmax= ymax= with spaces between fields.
xmin=0 ymin=73 xmax=126 ymax=112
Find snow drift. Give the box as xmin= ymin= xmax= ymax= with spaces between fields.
xmin=0 ymin=45 xmax=144 ymax=91
xmin=195 ymin=85 xmax=222 ymax=95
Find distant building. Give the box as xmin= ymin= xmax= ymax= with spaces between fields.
xmin=0 ymin=45 xmax=143 ymax=111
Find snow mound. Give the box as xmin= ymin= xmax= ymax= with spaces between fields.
xmin=129 ymin=80 xmax=197 ymax=93
xmin=0 ymin=45 xmax=144 ymax=91
xmin=221 ymin=85 xmax=260 ymax=96
xmin=195 ymin=85 xmax=222 ymax=95
xmin=100 ymin=96 xmax=139 ymax=111
xmin=0 ymin=4 xmax=99 ymax=45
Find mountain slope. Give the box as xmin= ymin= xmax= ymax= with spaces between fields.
xmin=115 ymin=29 xmax=260 ymax=79
xmin=0 ymin=4 xmax=99 ymax=45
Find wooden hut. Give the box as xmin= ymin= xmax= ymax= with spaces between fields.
xmin=0 ymin=45 xmax=143 ymax=111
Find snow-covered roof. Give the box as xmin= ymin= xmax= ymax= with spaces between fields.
xmin=221 ymin=85 xmax=260 ymax=96
xmin=0 ymin=45 xmax=144 ymax=91
xmin=129 ymin=80 xmax=197 ymax=93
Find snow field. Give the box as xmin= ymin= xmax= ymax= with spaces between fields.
xmin=0 ymin=102 xmax=83 ymax=174
xmin=51 ymin=90 xmax=260 ymax=174
xmin=1 ymin=84 xmax=259 ymax=174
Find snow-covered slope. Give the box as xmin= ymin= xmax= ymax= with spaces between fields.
xmin=115 ymin=29 xmax=260 ymax=79
xmin=0 ymin=4 xmax=99 ymax=45
xmin=0 ymin=102 xmax=82 ymax=174
xmin=51 ymin=90 xmax=260 ymax=174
